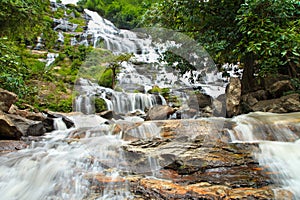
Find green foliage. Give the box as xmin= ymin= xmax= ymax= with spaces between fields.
xmin=160 ymin=51 xmax=196 ymax=75
xmin=148 ymin=85 xmax=161 ymax=94
xmin=78 ymin=0 xmax=158 ymax=29
xmin=235 ymin=0 xmax=300 ymax=77
xmin=47 ymin=98 xmax=73 ymax=113
xmin=145 ymin=0 xmax=300 ymax=87
xmin=98 ymin=69 xmax=113 ymax=88
xmin=0 ymin=0 xmax=53 ymax=43
xmin=94 ymin=98 xmax=107 ymax=112
xmin=0 ymin=39 xmax=34 ymax=98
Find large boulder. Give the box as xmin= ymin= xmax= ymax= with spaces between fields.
xmin=122 ymin=119 xmax=277 ymax=199
xmin=146 ymin=105 xmax=175 ymax=120
xmin=226 ymin=77 xmax=242 ymax=117
xmin=0 ymin=88 xmax=17 ymax=113
xmin=8 ymin=105 xmax=46 ymax=121
xmin=188 ymin=92 xmax=212 ymax=109
xmin=267 ymin=80 xmax=294 ymax=98
xmin=251 ymin=93 xmax=300 ymax=113
xmin=7 ymin=114 xmax=45 ymax=137
xmin=0 ymin=113 xmax=23 ymax=139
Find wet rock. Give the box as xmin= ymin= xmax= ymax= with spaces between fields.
xmin=44 ymin=111 xmax=74 ymax=128
xmin=129 ymin=177 xmax=274 ymax=200
xmin=268 ymin=80 xmax=294 ymax=98
xmin=53 ymin=19 xmax=78 ymax=32
xmin=212 ymin=99 xmax=226 ymax=117
xmin=0 ymin=88 xmax=17 ymax=113
xmin=120 ymin=118 xmax=278 ymax=199
xmin=8 ymin=114 xmax=45 ymax=137
xmin=146 ymin=105 xmax=175 ymax=120
xmin=226 ymin=77 xmax=242 ymax=117
xmin=190 ymin=92 xmax=212 ymax=109
xmin=0 ymin=140 xmax=28 ymax=154
xmin=99 ymin=110 xmax=123 ymax=120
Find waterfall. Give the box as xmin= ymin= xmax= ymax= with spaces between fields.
xmin=53 ymin=118 xmax=67 ymax=131
xmin=2 ymin=2 xmax=300 ymax=199
xmin=74 ymin=78 xmax=166 ymax=115
xmin=72 ymin=9 xmax=227 ymax=116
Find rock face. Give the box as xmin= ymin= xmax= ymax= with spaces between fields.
xmin=0 ymin=110 xmax=45 ymax=140
xmin=146 ymin=105 xmax=175 ymax=120
xmin=7 ymin=114 xmax=45 ymax=137
xmin=0 ymin=88 xmax=17 ymax=113
xmin=0 ymin=89 xmax=76 ymax=140
xmin=120 ymin=119 xmax=277 ymax=199
xmin=0 ymin=113 xmax=23 ymax=139
xmin=188 ymin=92 xmax=212 ymax=109
xmin=268 ymin=80 xmax=294 ymax=98
xmin=252 ymin=93 xmax=300 ymax=113
xmin=238 ymin=77 xmax=300 ymax=115
xmin=226 ymin=77 xmax=242 ymax=117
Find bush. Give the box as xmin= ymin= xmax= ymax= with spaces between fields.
xmin=98 ymin=69 xmax=113 ymax=88
xmin=94 ymin=98 xmax=107 ymax=113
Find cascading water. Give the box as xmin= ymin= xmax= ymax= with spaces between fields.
xmin=230 ymin=112 xmax=300 ymax=198
xmin=74 ymin=78 xmax=166 ymax=115
xmin=74 ymin=9 xmax=226 ymax=116
xmin=2 ymin=2 xmax=300 ymax=199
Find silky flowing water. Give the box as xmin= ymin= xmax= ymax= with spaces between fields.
xmin=1 ymin=2 xmax=300 ymax=199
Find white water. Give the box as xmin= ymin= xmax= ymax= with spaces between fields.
xmin=73 ymin=9 xmax=227 ymax=116
xmin=231 ymin=112 xmax=300 ymax=198
xmin=0 ymin=115 xmax=134 ymax=200
xmin=74 ymin=78 xmax=166 ymax=114
xmin=2 ymin=5 xmax=299 ymax=200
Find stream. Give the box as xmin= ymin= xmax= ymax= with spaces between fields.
xmin=1 ymin=2 xmax=300 ymax=199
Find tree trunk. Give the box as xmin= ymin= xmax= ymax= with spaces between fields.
xmin=111 ymin=68 xmax=116 ymax=89
xmin=241 ymin=53 xmax=255 ymax=95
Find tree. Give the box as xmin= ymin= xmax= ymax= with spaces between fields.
xmin=144 ymin=0 xmax=300 ymax=93
xmin=0 ymin=0 xmax=51 ymax=41
xmin=78 ymin=0 xmax=158 ymax=29
xmin=235 ymin=0 xmax=300 ymax=92
xmin=106 ymin=53 xmax=133 ymax=88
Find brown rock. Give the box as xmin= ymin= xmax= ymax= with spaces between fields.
xmin=9 ymin=105 xmax=46 ymax=121
xmin=8 ymin=114 xmax=45 ymax=137
xmin=0 ymin=140 xmax=28 ymax=154
xmin=0 ymin=88 xmax=17 ymax=113
xmin=268 ymin=80 xmax=294 ymax=98
xmin=188 ymin=92 xmax=212 ymax=109
xmin=252 ymin=93 xmax=300 ymax=113
xmin=0 ymin=113 xmax=23 ymax=139
xmin=146 ymin=105 xmax=175 ymax=120
xmin=226 ymin=77 xmax=242 ymax=117
xmin=130 ymin=177 xmax=274 ymax=199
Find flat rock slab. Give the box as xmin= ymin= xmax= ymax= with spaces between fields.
xmin=0 ymin=140 xmax=27 ymax=155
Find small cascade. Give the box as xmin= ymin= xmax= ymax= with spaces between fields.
xmin=46 ymin=53 xmax=59 ymax=68
xmin=123 ymin=121 xmax=161 ymax=140
xmin=53 ymin=118 xmax=67 ymax=130
xmin=230 ymin=112 xmax=300 ymax=199
xmin=230 ymin=112 xmax=300 ymax=142
xmin=74 ymin=78 xmax=166 ymax=115
xmin=0 ymin=115 xmax=135 ymax=200
xmin=258 ymin=141 xmax=300 ymax=198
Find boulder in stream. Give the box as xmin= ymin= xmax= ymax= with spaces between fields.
xmin=146 ymin=105 xmax=175 ymax=120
